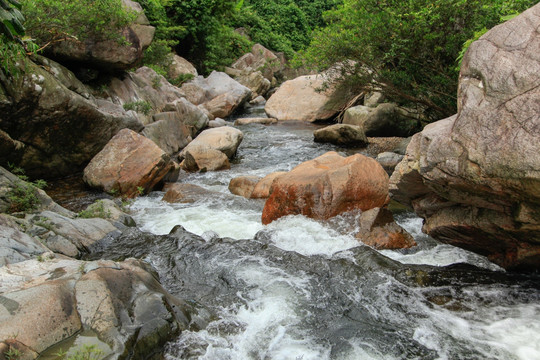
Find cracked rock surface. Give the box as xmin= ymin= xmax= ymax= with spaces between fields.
xmin=389 ymin=5 xmax=540 ymax=270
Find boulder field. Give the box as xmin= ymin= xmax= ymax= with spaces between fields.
xmin=389 ymin=4 xmax=540 ymax=270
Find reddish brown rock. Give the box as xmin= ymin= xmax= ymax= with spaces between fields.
xmin=355 ymin=207 xmax=416 ymax=249
xmin=251 ymin=172 xmax=287 ymax=199
xmin=228 ymin=176 xmax=262 ymax=198
xmin=83 ymin=129 xmax=173 ymax=197
xmin=262 ymin=152 xmax=389 ymax=224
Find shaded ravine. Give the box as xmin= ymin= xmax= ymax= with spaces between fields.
xmin=92 ymin=112 xmax=540 ymax=359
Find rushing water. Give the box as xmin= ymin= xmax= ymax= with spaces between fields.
xmin=120 ymin=109 xmax=540 ymax=360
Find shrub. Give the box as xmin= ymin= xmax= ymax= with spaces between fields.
xmin=78 ymin=200 xmax=112 ymax=219
xmin=123 ymin=100 xmax=152 ymax=115
xmin=21 ymin=0 xmax=137 ymax=49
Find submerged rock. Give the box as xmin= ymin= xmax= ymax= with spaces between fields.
xmin=234 ymin=117 xmax=277 ymax=125
xmin=262 ymin=151 xmax=389 ymax=224
xmin=390 ymin=5 xmax=540 ymax=270
xmin=355 ymin=207 xmax=416 ymax=249
xmin=228 ymin=176 xmax=262 ymax=198
xmin=83 ymin=129 xmax=173 ymax=197
xmin=251 ymin=172 xmax=287 ymax=199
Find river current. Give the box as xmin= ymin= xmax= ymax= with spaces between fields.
xmin=122 ymin=109 xmax=540 ymax=360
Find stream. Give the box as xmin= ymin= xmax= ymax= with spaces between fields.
xmin=97 ymin=108 xmax=540 ymax=359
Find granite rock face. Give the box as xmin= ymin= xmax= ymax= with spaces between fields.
xmin=389 ymin=5 xmax=540 ymax=270
xmin=0 ymin=257 xmax=192 ymax=360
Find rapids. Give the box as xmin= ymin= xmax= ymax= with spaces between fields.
xmin=99 ymin=110 xmax=540 ymax=359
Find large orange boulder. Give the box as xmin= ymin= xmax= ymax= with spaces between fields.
xmin=262 ymin=152 xmax=389 ymax=224
xmin=83 ymin=129 xmax=173 ymax=197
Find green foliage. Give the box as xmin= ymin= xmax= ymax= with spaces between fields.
xmin=56 ymin=344 xmax=104 ymax=360
xmin=300 ymin=0 xmax=536 ymax=120
xmin=3 ymin=345 xmax=21 ymax=360
xmin=0 ymin=0 xmax=25 ymax=39
xmin=35 ymin=216 xmax=55 ymax=230
xmin=6 ymin=165 xmax=47 ymax=213
xmin=169 ymin=72 xmax=195 ymax=87
xmin=21 ymin=0 xmax=137 ymax=49
xmin=123 ymin=100 xmax=152 ymax=115
xmin=78 ymin=200 xmax=112 ymax=219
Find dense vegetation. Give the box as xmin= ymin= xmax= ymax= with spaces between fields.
xmin=136 ymin=0 xmax=339 ymax=74
xmin=299 ymin=0 xmax=537 ymax=120
xmin=1 ymin=0 xmax=536 ymax=121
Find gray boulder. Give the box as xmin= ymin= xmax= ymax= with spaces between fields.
xmin=313 ymin=124 xmax=368 ymax=146
xmin=343 ymin=103 xmax=421 ymax=137
xmin=390 ymin=4 xmax=540 ymax=270
xmin=0 ymin=257 xmax=193 ymax=359
xmin=180 ymin=126 xmax=244 ymax=160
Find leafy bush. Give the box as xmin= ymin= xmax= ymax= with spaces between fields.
xmin=6 ymin=165 xmax=47 ymax=213
xmin=21 ymin=0 xmax=137 ymax=49
xmin=300 ymin=0 xmax=537 ymax=121
xmin=78 ymin=200 xmax=111 ymax=219
xmin=0 ymin=0 xmax=25 ymax=39
xmin=123 ymin=100 xmax=152 ymax=115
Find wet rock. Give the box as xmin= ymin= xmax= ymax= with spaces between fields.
xmin=0 ymin=57 xmax=143 ymax=178
xmin=343 ymin=103 xmax=421 ymax=137
xmin=265 ymin=73 xmax=353 ymax=122
xmin=228 ymin=176 xmax=262 ymax=198
xmin=181 ymin=144 xmax=231 ymax=172
xmin=180 ymin=127 xmax=244 ymax=160
xmin=208 ymin=118 xmax=228 ymax=128
xmin=390 ymin=5 xmax=540 ymax=270
xmin=251 ymin=172 xmax=287 ymax=199
xmin=355 ymin=207 xmax=416 ymax=249
xmin=44 ymin=0 xmax=154 ymax=71
xmin=0 ymin=256 xmax=191 ymax=359
xmin=83 ymin=129 xmax=173 ymax=197
xmin=248 ymin=95 xmax=266 ymax=107
xmin=376 ymin=152 xmax=404 ymax=175
xmin=234 ymin=117 xmax=277 ymax=125
xmin=262 ymin=151 xmax=389 ymax=224
xmin=313 ymin=124 xmax=368 ymax=146
xmin=162 ymin=183 xmax=228 ymax=203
